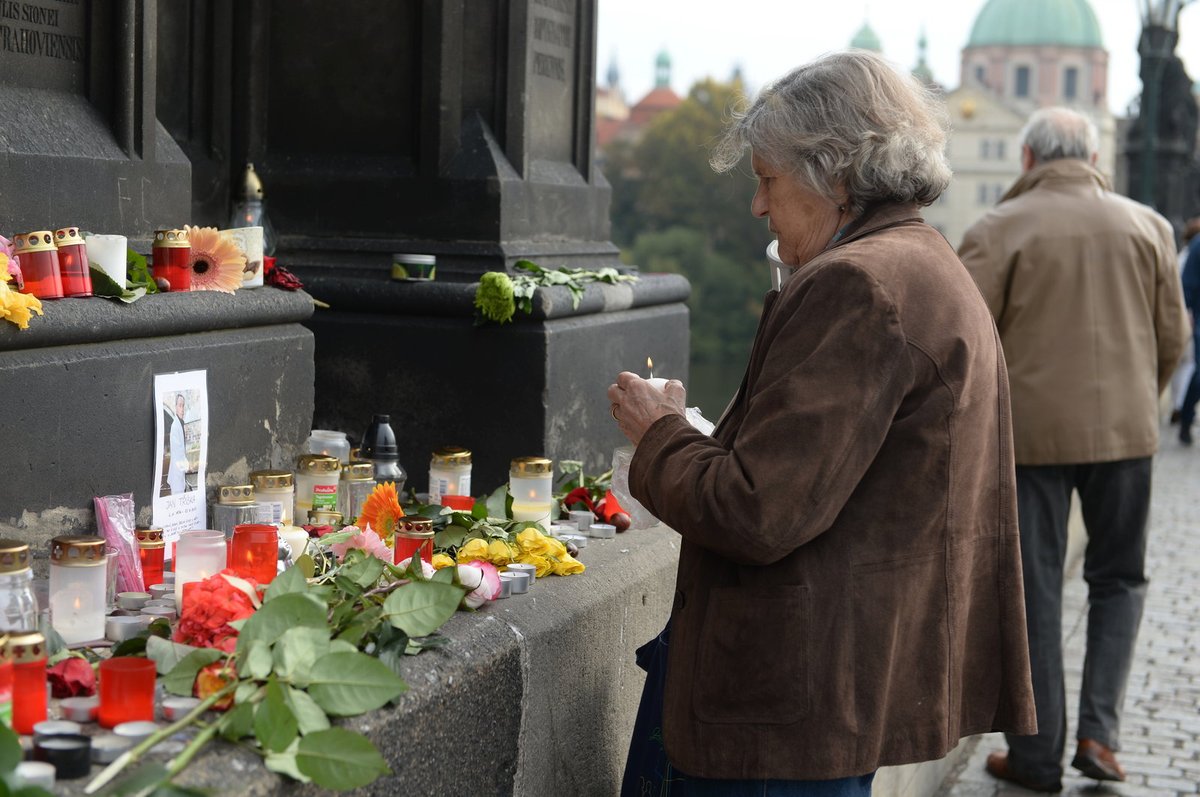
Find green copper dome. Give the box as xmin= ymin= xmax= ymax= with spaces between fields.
xmin=850 ymin=22 xmax=883 ymax=53
xmin=968 ymin=0 xmax=1103 ymax=48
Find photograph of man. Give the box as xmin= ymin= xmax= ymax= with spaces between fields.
xmin=168 ymin=393 xmax=188 ymax=495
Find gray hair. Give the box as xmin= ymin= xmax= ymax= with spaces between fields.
xmin=1019 ymin=107 xmax=1098 ymax=164
xmin=710 ymin=51 xmax=951 ymax=215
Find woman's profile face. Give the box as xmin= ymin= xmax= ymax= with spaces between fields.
xmin=751 ymin=152 xmax=845 ymax=268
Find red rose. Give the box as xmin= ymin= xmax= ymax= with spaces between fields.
xmin=265 ymin=264 xmax=303 ymax=291
xmin=47 ymin=657 xmax=96 ymax=698
xmin=174 ymin=570 xmax=260 ymax=653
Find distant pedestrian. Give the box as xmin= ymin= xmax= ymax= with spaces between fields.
xmin=959 ymin=107 xmax=1190 ymax=792
xmin=1178 ymin=221 xmax=1200 ymax=444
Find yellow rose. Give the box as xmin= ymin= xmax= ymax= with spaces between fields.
xmin=456 ymin=538 xmax=490 ymax=563
xmin=515 ymin=528 xmax=558 ymax=556
xmin=516 ymin=553 xmax=553 ymax=578
xmin=431 ymin=553 xmax=456 ymax=570
xmin=487 ymin=539 xmax=516 ymax=566
xmin=540 ymin=536 xmax=568 ymax=559
xmin=551 ymin=554 xmax=586 ymax=576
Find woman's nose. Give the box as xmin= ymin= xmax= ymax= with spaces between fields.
xmin=751 ymin=188 xmax=767 ymax=218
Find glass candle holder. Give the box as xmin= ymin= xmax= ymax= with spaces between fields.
xmin=231 ymin=524 xmax=278 ymax=586
xmin=152 ymin=228 xmax=191 ymax=291
xmin=135 ymin=527 xmax=165 ymax=590
xmin=509 ymin=457 xmax=554 ymax=524
xmin=174 ymin=530 xmax=227 ymax=607
xmin=0 ymin=634 xmax=12 ymax=729
xmin=393 ymin=517 xmax=434 ymax=565
xmin=250 ymin=470 xmax=294 ymax=526
xmin=83 ymin=233 xmax=127 ymax=287
xmin=307 ymin=430 xmax=351 ymax=463
xmin=48 ymin=536 xmax=107 ymax=645
xmin=211 ymin=485 xmax=259 ymax=541
xmin=0 ymin=539 xmax=39 ymax=631
xmin=98 ymin=657 xmax=156 ymax=728
xmin=12 ymin=231 xmax=63 ymax=299
xmin=8 ymin=631 xmax=47 ymax=734
xmin=429 ymin=447 xmax=472 ymax=505
xmin=295 ymin=455 xmax=341 ymax=523
xmin=338 ymin=461 xmax=375 ymax=525
xmin=53 ymin=227 xmax=92 ymax=297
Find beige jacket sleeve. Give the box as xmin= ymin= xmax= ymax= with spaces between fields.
xmin=957 ymin=219 xmax=1007 ymax=321
xmin=1152 ymin=222 xmax=1191 ymax=394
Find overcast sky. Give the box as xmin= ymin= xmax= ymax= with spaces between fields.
xmin=596 ymin=0 xmax=1200 ymax=117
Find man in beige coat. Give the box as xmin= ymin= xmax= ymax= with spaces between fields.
xmin=960 ymin=107 xmax=1189 ymax=792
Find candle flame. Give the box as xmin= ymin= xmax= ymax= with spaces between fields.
xmin=647 ymin=357 xmax=654 ymax=378
xmin=527 ymin=489 xmax=538 ymax=500
xmin=73 ymin=596 xmax=82 ymax=611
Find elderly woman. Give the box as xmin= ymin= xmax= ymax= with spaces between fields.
xmin=610 ymin=51 xmax=1037 ymax=795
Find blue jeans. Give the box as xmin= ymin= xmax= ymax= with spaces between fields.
xmin=1180 ymin=326 xmax=1200 ymax=429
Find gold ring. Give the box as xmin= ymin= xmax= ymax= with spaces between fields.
xmin=611 ymin=405 xmax=620 ymax=422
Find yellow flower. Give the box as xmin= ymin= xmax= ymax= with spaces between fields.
xmin=456 ymin=538 xmax=490 ymax=563
xmin=487 ymin=539 xmax=516 ymax=566
xmin=551 ymin=554 xmax=586 ymax=576
xmin=0 ymin=276 xmax=43 ymax=330
xmin=515 ymin=528 xmax=556 ymax=556
xmin=516 ymin=553 xmax=553 ymax=578
xmin=431 ymin=553 xmax=456 ymax=570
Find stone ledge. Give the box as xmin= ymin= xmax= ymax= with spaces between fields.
xmin=0 ymin=287 xmax=316 ymax=352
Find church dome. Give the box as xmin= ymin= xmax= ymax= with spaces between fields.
xmin=967 ymin=0 xmax=1103 ymax=48
xmin=850 ymin=22 xmax=882 ymax=53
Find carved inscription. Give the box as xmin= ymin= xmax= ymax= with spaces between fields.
xmin=528 ymin=0 xmax=576 ymax=162
xmin=0 ymin=1 xmax=85 ymax=62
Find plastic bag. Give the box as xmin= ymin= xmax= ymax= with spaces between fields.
xmin=94 ymin=493 xmax=144 ymax=594
xmin=611 ymin=406 xmax=715 ymax=531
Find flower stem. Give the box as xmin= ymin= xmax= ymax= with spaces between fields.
xmin=164 ymin=721 xmax=220 ymax=780
xmin=84 ymin=682 xmax=237 ymax=794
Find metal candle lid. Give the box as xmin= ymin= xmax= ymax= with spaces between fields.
xmin=53 ymin=227 xmax=84 ymax=245
xmin=308 ymin=510 xmax=343 ymax=526
xmin=510 ymin=457 xmax=553 ymax=476
xmin=297 ymin=454 xmax=341 ymax=474
xmin=13 ymin=231 xmax=55 ymax=254
xmin=49 ymin=535 xmax=107 ymax=566
xmin=341 ymin=461 xmax=375 ymax=482
xmin=250 ymin=469 xmax=294 ymax=490
xmin=218 ymin=485 xmax=256 ymax=505
xmin=152 ymin=229 xmax=190 ymax=248
xmin=395 ymin=517 xmax=434 ymax=537
xmin=0 ymin=539 xmax=31 ymax=573
xmin=432 ymin=447 xmax=472 ymax=465
xmin=6 ymin=631 xmax=47 ymax=663
xmin=135 ymin=527 xmax=165 ymax=549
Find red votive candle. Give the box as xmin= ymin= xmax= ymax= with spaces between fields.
xmin=231 ymin=524 xmax=278 ymax=585
xmin=53 ymin=227 xmax=93 ymax=297
xmin=440 ymin=494 xmax=475 ymax=512
xmin=136 ymin=527 xmax=165 ymax=589
xmin=13 ymin=231 xmax=63 ymax=300
xmin=152 ymin=228 xmax=191 ymax=291
xmin=8 ymin=631 xmax=47 ymax=734
xmin=393 ymin=517 xmax=434 ymax=566
xmin=98 ymin=657 xmax=156 ymax=728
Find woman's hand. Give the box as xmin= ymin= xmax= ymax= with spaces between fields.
xmin=607 ymin=371 xmax=686 ymax=445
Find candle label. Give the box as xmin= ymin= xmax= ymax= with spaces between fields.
xmin=256 ymin=500 xmax=284 ymax=524
xmin=313 ymin=485 xmax=338 ymax=511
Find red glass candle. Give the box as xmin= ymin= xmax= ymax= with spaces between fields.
xmin=152 ymin=228 xmax=191 ymax=291
xmin=98 ymin=657 xmax=156 ymax=728
xmin=440 ymin=494 xmax=475 ymax=512
xmin=12 ymin=231 xmax=63 ymax=299
xmin=393 ymin=517 xmax=434 ymax=565
xmin=135 ymin=527 xmax=165 ymax=589
xmin=53 ymin=227 xmax=93 ymax=297
xmin=8 ymin=631 xmax=47 ymax=734
xmin=0 ymin=635 xmax=12 ymax=729
xmin=231 ymin=524 xmax=278 ymax=585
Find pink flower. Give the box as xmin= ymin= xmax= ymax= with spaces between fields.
xmin=0 ymin=236 xmax=21 ymax=290
xmin=396 ymin=556 xmax=436 ymax=579
xmin=331 ymin=528 xmax=392 ymax=563
xmin=457 ymin=560 xmax=502 ymax=608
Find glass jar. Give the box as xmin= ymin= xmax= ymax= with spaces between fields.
xmin=48 ymin=536 xmax=107 ymax=645
xmin=135 ymin=528 xmax=165 ymax=590
xmin=391 ymin=253 xmax=436 ymax=281
xmin=360 ymin=414 xmax=407 ymax=491
xmin=212 ymin=485 xmax=259 ymax=540
xmin=250 ymin=470 xmax=294 ymax=526
xmin=509 ymin=457 xmax=554 ymax=524
xmin=0 ymin=635 xmax=11 ymax=729
xmin=295 ymin=455 xmax=341 ymax=522
xmin=339 ymin=461 xmax=375 ymax=524
xmin=152 ymin=228 xmax=191 ymax=291
xmin=393 ymin=517 xmax=434 ymax=565
xmin=174 ymin=530 xmax=227 ymax=607
xmin=8 ymin=631 xmax=46 ymax=734
xmin=12 ymin=231 xmax=63 ymax=299
xmin=231 ymin=524 xmax=278 ymax=586
xmin=429 ymin=447 xmax=472 ymax=505
xmin=306 ymin=430 xmax=351 ymax=464
xmin=53 ymin=227 xmax=92 ymax=297
xmin=0 ymin=540 xmax=38 ymax=632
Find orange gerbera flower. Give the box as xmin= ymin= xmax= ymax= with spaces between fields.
xmin=185 ymin=225 xmax=245 ymax=293
xmin=359 ymin=481 xmax=404 ymax=541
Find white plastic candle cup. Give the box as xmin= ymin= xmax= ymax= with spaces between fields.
xmin=83 ymin=234 xmax=128 ymax=287
xmin=48 ymin=536 xmax=108 ymax=645
xmin=106 ymin=615 xmax=150 ymax=642
xmin=174 ymin=530 xmax=226 ymax=606
xmin=588 ymin=523 xmax=617 ymax=539
xmin=59 ymin=696 xmax=100 ymax=723
xmin=33 ymin=720 xmax=82 ymax=740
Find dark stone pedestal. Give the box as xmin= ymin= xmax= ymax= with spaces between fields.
xmin=302 ymin=273 xmax=690 ymax=492
xmin=0 ymin=289 xmax=316 ymax=569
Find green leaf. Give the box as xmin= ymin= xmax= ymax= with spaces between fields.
xmin=314 ymin=530 xmax=357 ymax=547
xmin=306 ymin=652 xmax=407 ymax=716
xmin=485 ymin=484 xmax=509 ymax=520
xmin=88 ymin=266 xmax=144 ymax=303
xmin=234 ymin=681 xmax=263 ymax=705
xmin=264 ymin=565 xmax=308 ymax=602
xmin=110 ymin=635 xmax=149 ymax=657
xmin=284 ymin=686 xmax=331 ymax=735
xmin=161 ymin=648 xmax=223 ymax=697
xmin=264 ymin=749 xmax=311 ymax=784
xmin=146 ymin=636 xmax=203 ymax=676
xmin=218 ymin=701 xmax=255 ymax=741
xmin=471 ymin=500 xmax=488 ymax=520
xmin=383 ymin=580 xmax=464 ymax=637
xmin=239 ymin=639 xmax=273 ymax=681
xmin=296 ymin=553 xmax=316 ymax=579
xmin=295 ymin=728 xmax=390 ymax=790
xmin=254 ymin=679 xmax=299 ymax=753
xmin=431 ymin=566 xmax=456 ymax=585
xmin=328 ymin=639 xmax=358 ymax=655
xmin=0 ymin=724 xmax=21 ymax=773
xmin=272 ymin=626 xmax=330 ymax=684
xmin=146 ymin=786 xmax=209 ymax=797
xmin=236 ymin=592 xmax=326 ymax=655
xmin=342 ymin=553 xmax=386 ymax=588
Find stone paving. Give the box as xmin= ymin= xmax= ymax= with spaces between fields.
xmin=937 ymin=436 xmax=1200 ymax=796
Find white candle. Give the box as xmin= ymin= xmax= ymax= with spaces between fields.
xmin=49 ymin=537 xmax=108 ymax=645
xmin=278 ymin=526 xmax=310 ymax=561
xmin=84 ymin=234 xmax=127 ymax=287
xmin=511 ymin=502 xmax=552 ymax=524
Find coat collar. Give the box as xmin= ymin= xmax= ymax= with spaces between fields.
xmin=1001 ymin=158 xmax=1110 ymax=203
xmin=824 ymin=201 xmax=924 ymax=253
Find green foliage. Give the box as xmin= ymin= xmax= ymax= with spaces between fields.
xmin=295 ymin=728 xmax=391 ymax=791
xmin=474 ymin=259 xmax=639 ymax=324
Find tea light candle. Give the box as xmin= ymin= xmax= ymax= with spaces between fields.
xmin=59 ymin=696 xmax=99 ymax=723
xmin=568 ymin=510 xmax=593 ymax=534
xmin=33 ymin=719 xmax=82 ymax=740
xmin=91 ymin=734 xmax=131 ymax=764
xmin=559 ymin=533 xmax=588 ymax=550
xmin=161 ymin=696 xmax=201 ymax=721
xmin=117 ymin=592 xmax=151 ymax=610
xmin=15 ymin=761 xmax=55 ymax=789
xmin=148 ymin=584 xmax=173 ymax=601
xmin=113 ymin=721 xmax=159 ymax=744
xmin=33 ymin=734 xmax=91 ymax=780
xmin=588 ymin=523 xmax=617 ymax=539
xmin=140 ymin=607 xmax=176 ymax=622
xmin=506 ymin=563 xmax=537 ymax=582
xmin=499 ymin=572 xmax=528 ymax=595
xmin=106 ymin=615 xmax=150 ymax=642
xmin=496 ymin=577 xmax=512 ymax=599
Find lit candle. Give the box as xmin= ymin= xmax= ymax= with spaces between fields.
xmin=509 ymin=457 xmax=554 ymax=524
xmin=174 ymin=530 xmax=227 ymax=606
xmin=278 ymin=525 xmax=310 ymax=562
xmin=645 ymin=357 xmax=668 ymax=391
xmin=48 ymin=536 xmax=108 ymax=644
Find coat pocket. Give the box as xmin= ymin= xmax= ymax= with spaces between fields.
xmin=693 ymin=585 xmax=810 ymax=724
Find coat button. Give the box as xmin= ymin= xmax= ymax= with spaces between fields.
xmin=672 ymin=590 xmax=686 ymax=611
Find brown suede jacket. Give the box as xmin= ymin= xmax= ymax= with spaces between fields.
xmin=630 ymin=203 xmax=1038 ymax=780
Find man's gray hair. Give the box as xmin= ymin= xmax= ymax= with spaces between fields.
xmin=1019 ymin=107 xmax=1098 ymax=164
xmin=710 ymin=51 xmax=951 ymax=215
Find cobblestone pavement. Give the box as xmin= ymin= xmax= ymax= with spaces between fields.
xmin=937 ymin=437 xmax=1200 ymax=796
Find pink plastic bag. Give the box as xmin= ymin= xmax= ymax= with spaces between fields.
xmin=94 ymin=493 xmax=144 ymax=593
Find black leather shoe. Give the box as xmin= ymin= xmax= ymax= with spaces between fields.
xmin=1072 ymin=738 xmax=1126 ymax=782
xmin=985 ymin=752 xmax=1063 ymax=792
xmin=1182 ymin=426 xmax=1194 ymax=445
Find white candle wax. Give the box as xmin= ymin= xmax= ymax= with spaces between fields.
xmin=278 ymin=526 xmax=309 ymax=561
xmin=645 ymin=377 xmax=668 ymax=391
xmin=84 ymin=234 xmax=127 ymax=287
xmin=49 ymin=567 xmax=106 ymax=644
xmin=510 ymin=502 xmax=552 ymax=524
